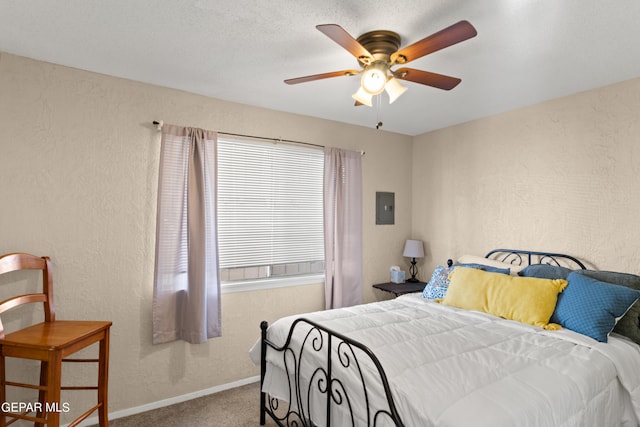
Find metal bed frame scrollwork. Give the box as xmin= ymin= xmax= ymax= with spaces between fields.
xmin=260 ymin=318 xmax=404 ymax=427
xmin=484 ymin=249 xmax=586 ymax=269
xmin=445 ymin=249 xmax=587 ymax=269
xmin=259 ymin=249 xmax=586 ymax=427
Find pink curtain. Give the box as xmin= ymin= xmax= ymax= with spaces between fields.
xmin=153 ymin=124 xmax=221 ymax=344
xmin=324 ymin=147 xmax=363 ymax=309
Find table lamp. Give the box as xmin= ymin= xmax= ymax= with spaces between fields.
xmin=403 ymin=239 xmax=424 ymax=282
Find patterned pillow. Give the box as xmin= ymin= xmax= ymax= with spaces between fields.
xmin=550 ymin=272 xmax=640 ymax=342
xmin=422 ymin=265 xmax=454 ymax=300
xmin=574 ymin=270 xmax=640 ymax=345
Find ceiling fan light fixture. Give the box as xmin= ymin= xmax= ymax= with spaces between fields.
xmin=352 ymin=87 xmax=373 ymax=107
xmin=385 ymin=77 xmax=408 ymax=104
xmin=286 ymin=22 xmax=477 ymax=109
xmin=360 ymin=62 xmax=387 ymax=95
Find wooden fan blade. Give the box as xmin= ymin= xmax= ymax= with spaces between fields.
xmin=285 ymin=70 xmax=360 ymax=85
xmin=395 ymin=68 xmax=462 ymax=90
xmin=391 ymin=20 xmax=477 ymax=65
xmin=316 ymin=24 xmax=373 ymax=61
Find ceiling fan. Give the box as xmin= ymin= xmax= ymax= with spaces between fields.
xmin=285 ymin=21 xmax=477 ymax=107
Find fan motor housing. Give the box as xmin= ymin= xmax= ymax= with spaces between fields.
xmin=356 ymin=30 xmax=401 ymax=65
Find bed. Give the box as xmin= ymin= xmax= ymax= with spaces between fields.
xmin=250 ymin=249 xmax=640 ymax=426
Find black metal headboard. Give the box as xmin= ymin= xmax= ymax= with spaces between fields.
xmin=485 ymin=249 xmax=586 ymax=269
xmin=447 ymin=249 xmax=586 ymax=270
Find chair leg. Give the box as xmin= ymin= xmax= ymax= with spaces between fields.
xmin=44 ymin=352 xmax=62 ymax=427
xmin=35 ymin=361 xmax=49 ymax=427
xmin=0 ymin=352 xmax=5 ymax=427
xmin=97 ymin=331 xmax=110 ymax=426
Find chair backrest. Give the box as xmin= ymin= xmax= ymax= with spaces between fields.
xmin=0 ymin=252 xmax=55 ymax=338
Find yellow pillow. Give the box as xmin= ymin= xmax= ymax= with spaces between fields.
xmin=442 ymin=267 xmax=568 ymax=330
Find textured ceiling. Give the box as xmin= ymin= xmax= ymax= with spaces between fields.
xmin=1 ymin=0 xmax=640 ymax=136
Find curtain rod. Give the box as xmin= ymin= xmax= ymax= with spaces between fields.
xmin=152 ymin=120 xmax=365 ymax=155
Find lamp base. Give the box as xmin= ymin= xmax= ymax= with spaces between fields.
xmin=407 ymin=258 xmax=419 ymax=283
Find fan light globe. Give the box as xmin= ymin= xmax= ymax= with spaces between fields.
xmin=352 ymin=87 xmax=373 ymax=107
xmin=385 ymin=77 xmax=408 ymax=104
xmin=361 ymin=64 xmax=387 ymax=95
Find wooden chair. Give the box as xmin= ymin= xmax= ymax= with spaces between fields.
xmin=0 ymin=253 xmax=112 ymax=426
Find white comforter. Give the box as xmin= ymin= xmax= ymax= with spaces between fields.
xmin=250 ymin=293 xmax=640 ymax=427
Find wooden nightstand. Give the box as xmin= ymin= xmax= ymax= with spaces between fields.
xmin=372 ymin=281 xmax=426 ymax=297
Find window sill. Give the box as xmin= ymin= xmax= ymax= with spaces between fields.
xmin=221 ymin=274 xmax=325 ymax=294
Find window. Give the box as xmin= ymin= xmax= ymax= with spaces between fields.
xmin=217 ymin=136 xmax=324 ymax=287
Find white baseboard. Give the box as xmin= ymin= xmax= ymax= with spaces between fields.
xmin=69 ymin=375 xmax=261 ymax=427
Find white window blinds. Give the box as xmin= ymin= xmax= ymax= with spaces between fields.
xmin=217 ymin=136 xmax=324 ymax=276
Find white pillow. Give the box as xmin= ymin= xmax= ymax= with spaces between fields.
xmin=456 ymin=254 xmax=525 ymax=275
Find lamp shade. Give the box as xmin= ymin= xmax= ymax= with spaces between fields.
xmin=360 ymin=63 xmax=387 ymax=95
xmin=352 ymin=87 xmax=373 ymax=107
xmin=385 ymin=77 xmax=407 ymax=104
xmin=403 ymin=239 xmax=424 ymax=258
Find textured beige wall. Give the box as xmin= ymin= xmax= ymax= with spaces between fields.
xmin=3 ymin=47 xmax=638 ymax=423
xmin=0 ymin=52 xmax=413 ymax=420
xmin=412 ymin=77 xmax=640 ymax=275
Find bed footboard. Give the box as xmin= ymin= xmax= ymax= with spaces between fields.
xmin=260 ymin=319 xmax=404 ymax=427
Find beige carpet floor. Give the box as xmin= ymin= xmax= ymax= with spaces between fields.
xmin=90 ymin=381 xmax=279 ymax=427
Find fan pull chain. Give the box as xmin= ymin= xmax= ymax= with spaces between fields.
xmin=375 ymin=95 xmax=383 ymax=130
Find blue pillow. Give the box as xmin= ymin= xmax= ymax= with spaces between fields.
xmin=422 ymin=265 xmax=454 ymax=299
xmin=454 ymin=263 xmax=510 ymax=275
xmin=574 ymin=270 xmax=640 ymax=345
xmin=550 ymin=272 xmax=640 ymax=342
xmin=518 ymin=264 xmax=573 ymax=280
